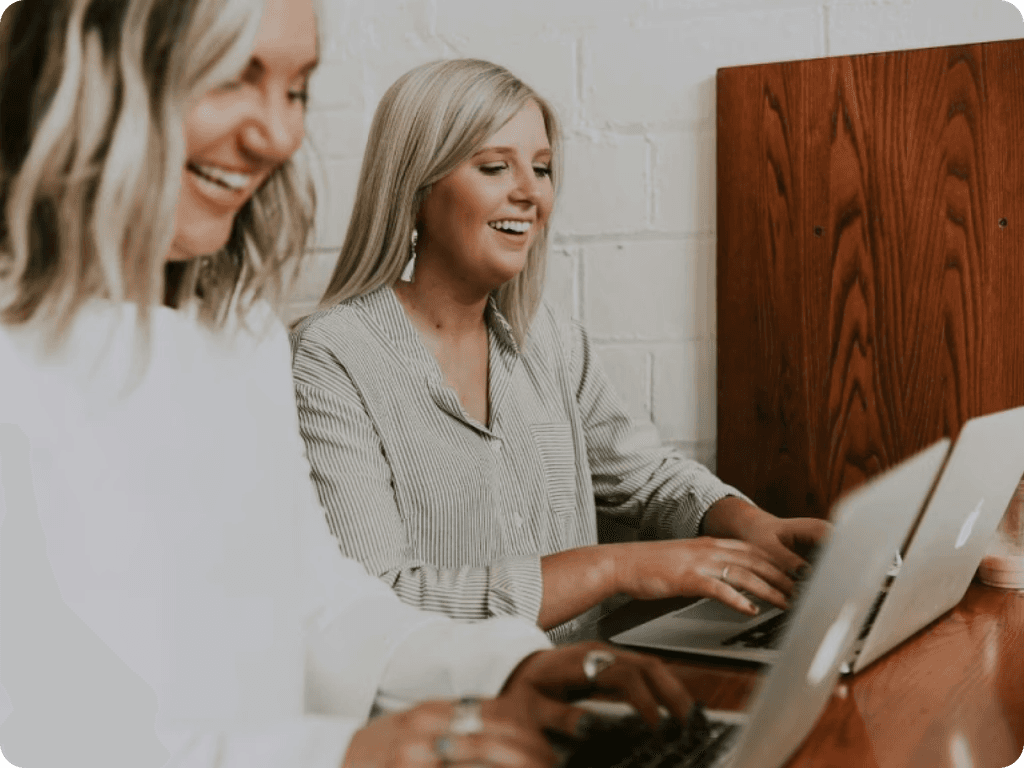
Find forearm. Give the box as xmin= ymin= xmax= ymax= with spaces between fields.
xmin=699 ymin=496 xmax=767 ymax=539
xmin=537 ymin=545 xmax=620 ymax=630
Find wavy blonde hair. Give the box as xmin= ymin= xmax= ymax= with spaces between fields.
xmin=0 ymin=0 xmax=316 ymax=346
xmin=318 ymin=58 xmax=561 ymax=347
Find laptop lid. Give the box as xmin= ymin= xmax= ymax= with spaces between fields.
xmin=726 ymin=438 xmax=951 ymax=768
xmin=850 ymin=405 xmax=1024 ymax=673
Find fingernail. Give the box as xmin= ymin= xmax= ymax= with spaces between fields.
xmin=745 ymin=600 xmax=759 ymax=614
xmin=574 ymin=713 xmax=598 ymax=738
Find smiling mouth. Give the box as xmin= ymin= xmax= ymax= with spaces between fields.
xmin=187 ymin=161 xmax=255 ymax=193
xmin=488 ymin=220 xmax=532 ymax=234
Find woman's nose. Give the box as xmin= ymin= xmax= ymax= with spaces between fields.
xmin=510 ymin=165 xmax=543 ymax=204
xmin=242 ymin=93 xmax=304 ymax=163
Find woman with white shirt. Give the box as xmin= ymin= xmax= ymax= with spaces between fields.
xmin=0 ymin=3 xmax=693 ymax=767
xmin=290 ymin=59 xmax=830 ymax=639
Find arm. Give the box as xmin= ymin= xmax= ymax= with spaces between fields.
xmin=565 ymin=319 xmax=743 ymax=540
xmin=291 ymin=337 xmax=544 ymax=623
xmin=566 ymin=318 xmax=832 ymax=567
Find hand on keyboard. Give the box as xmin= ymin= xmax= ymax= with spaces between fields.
xmin=553 ymin=703 xmax=738 ymax=768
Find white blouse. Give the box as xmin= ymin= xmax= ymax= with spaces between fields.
xmin=0 ymin=300 xmax=550 ymax=768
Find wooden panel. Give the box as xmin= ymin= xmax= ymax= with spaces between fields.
xmin=717 ymin=40 xmax=1024 ymax=520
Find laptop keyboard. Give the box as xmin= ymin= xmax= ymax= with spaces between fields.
xmin=720 ymin=611 xmax=790 ymax=649
xmin=557 ymin=707 xmax=740 ymax=768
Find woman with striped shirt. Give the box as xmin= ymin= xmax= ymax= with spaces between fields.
xmin=291 ymin=59 xmax=829 ymax=638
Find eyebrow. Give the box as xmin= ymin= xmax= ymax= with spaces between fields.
xmin=473 ymin=145 xmax=552 ymax=158
xmin=247 ymin=56 xmax=321 ymax=79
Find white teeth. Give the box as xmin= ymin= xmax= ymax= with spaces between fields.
xmin=488 ymin=220 xmax=531 ymax=234
xmin=189 ymin=162 xmax=253 ymax=192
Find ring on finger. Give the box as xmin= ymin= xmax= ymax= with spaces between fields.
xmin=582 ymin=649 xmax=616 ymax=683
xmin=721 ymin=565 xmax=730 ymax=583
xmin=449 ymin=696 xmax=484 ymax=735
xmin=434 ymin=734 xmax=456 ymax=763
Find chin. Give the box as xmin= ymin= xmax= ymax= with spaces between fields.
xmin=169 ymin=222 xmax=236 ymax=261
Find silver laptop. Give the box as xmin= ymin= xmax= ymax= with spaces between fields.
xmin=610 ymin=439 xmax=951 ymax=663
xmin=563 ymin=441 xmax=942 ymax=768
xmin=612 ymin=405 xmax=1024 ymax=669
xmin=846 ymin=405 xmax=1024 ymax=673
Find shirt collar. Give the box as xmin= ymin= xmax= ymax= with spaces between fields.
xmin=485 ymin=295 xmax=521 ymax=356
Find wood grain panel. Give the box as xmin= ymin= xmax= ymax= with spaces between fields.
xmin=717 ymin=40 xmax=1024 ymax=520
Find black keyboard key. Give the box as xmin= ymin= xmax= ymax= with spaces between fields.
xmin=720 ymin=612 xmax=790 ymax=649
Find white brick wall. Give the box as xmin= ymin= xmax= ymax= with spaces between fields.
xmin=287 ymin=0 xmax=1024 ymax=469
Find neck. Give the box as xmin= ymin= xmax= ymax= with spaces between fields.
xmin=393 ymin=271 xmax=490 ymax=340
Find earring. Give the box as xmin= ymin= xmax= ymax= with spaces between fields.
xmin=401 ymin=228 xmax=418 ymax=282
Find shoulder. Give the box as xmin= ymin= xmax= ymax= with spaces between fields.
xmin=524 ymin=300 xmax=588 ymax=362
xmin=289 ymin=291 xmax=382 ymax=362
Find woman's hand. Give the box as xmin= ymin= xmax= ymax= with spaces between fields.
xmin=610 ymin=537 xmax=794 ymax=615
xmin=502 ymin=643 xmax=695 ymax=729
xmin=343 ymin=698 xmax=557 ymax=768
xmin=701 ymin=497 xmax=831 ymax=580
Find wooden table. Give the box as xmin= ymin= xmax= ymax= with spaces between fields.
xmin=570 ymin=583 xmax=1024 ymax=768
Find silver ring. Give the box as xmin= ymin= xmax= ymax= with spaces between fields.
xmin=449 ymin=696 xmax=484 ymax=735
xmin=721 ymin=565 xmax=730 ymax=583
xmin=434 ymin=734 xmax=456 ymax=761
xmin=582 ymin=649 xmax=616 ymax=683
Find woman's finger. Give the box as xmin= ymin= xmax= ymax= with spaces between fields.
xmin=718 ymin=565 xmax=788 ymax=611
xmin=431 ymin=731 xmax=555 ymax=768
xmin=520 ymin=694 xmax=592 ymax=738
xmin=694 ymin=573 xmax=762 ymax=615
xmin=587 ymin=652 xmax=677 ymax=728
xmin=631 ymin=654 xmax=693 ymax=723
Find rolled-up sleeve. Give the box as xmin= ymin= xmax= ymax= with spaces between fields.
xmin=291 ymin=337 xmax=544 ymax=624
xmin=567 ymin=320 xmax=750 ymax=540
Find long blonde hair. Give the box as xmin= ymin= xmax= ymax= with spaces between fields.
xmin=0 ymin=0 xmax=316 ymax=346
xmin=318 ymin=58 xmax=561 ymax=347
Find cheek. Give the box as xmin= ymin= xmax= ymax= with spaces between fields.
xmin=537 ymin=185 xmax=555 ymax=224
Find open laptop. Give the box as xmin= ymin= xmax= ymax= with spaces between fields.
xmin=611 ymin=406 xmax=1024 ymax=669
xmin=555 ymin=441 xmax=946 ymax=768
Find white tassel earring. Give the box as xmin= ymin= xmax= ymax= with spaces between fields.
xmin=401 ymin=228 xmax=418 ymax=282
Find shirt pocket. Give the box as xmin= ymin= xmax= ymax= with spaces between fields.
xmin=529 ymin=422 xmax=578 ymax=520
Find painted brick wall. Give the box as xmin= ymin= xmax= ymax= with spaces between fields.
xmin=285 ymin=0 xmax=1024 ymax=471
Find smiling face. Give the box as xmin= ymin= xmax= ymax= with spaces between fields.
xmin=414 ymin=100 xmax=555 ymax=294
xmin=166 ymin=0 xmax=318 ymax=261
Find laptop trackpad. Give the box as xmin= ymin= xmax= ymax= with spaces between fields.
xmin=673 ymin=596 xmax=776 ymax=624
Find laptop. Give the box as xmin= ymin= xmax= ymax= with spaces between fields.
xmin=611 ymin=406 xmax=1024 ymax=670
xmin=555 ymin=441 xmax=943 ymax=768
xmin=846 ymin=405 xmax=1024 ymax=673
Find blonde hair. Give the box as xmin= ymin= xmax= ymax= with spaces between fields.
xmin=318 ymin=58 xmax=561 ymax=347
xmin=0 ymin=0 xmax=316 ymax=346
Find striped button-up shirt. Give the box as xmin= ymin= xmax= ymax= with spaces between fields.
xmin=290 ymin=286 xmax=744 ymax=637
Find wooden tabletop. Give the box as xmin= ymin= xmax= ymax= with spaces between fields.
xmin=571 ymin=582 xmax=1024 ymax=768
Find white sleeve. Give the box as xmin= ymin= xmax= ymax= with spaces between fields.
xmin=293 ymin=448 xmax=552 ymax=717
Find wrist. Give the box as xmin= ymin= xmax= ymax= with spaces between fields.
xmin=701 ymin=496 xmax=763 ymax=539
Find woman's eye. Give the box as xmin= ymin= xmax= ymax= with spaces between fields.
xmin=289 ymin=89 xmax=310 ymax=106
xmin=479 ymin=163 xmax=508 ymax=175
xmin=533 ymin=165 xmax=552 ymax=178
